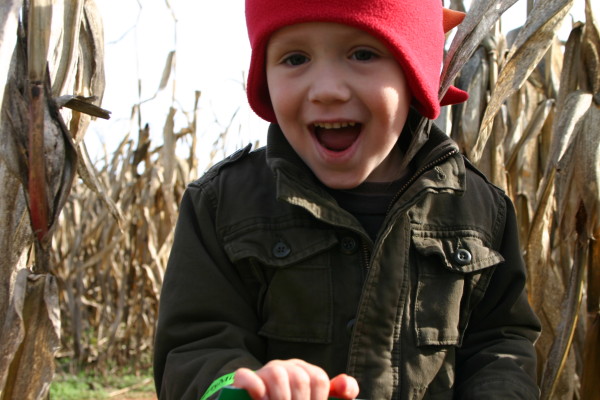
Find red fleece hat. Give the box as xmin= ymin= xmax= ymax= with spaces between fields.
xmin=245 ymin=0 xmax=468 ymax=122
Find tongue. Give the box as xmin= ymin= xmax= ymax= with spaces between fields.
xmin=316 ymin=126 xmax=360 ymax=151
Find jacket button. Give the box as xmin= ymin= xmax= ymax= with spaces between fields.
xmin=272 ymin=240 xmax=291 ymax=258
xmin=340 ymin=236 xmax=357 ymax=254
xmin=346 ymin=318 xmax=356 ymax=337
xmin=454 ymin=248 xmax=472 ymax=265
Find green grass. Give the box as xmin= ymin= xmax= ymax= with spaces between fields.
xmin=50 ymin=369 xmax=155 ymax=400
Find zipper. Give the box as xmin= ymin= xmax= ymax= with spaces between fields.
xmin=357 ymin=148 xmax=460 ymax=274
xmin=361 ymin=240 xmax=371 ymax=273
xmin=347 ymin=147 xmax=460 ymax=381
xmin=385 ymin=148 xmax=459 ymax=215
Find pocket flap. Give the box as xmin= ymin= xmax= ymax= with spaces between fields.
xmin=412 ymin=229 xmax=504 ymax=273
xmin=412 ymin=229 xmax=502 ymax=346
xmin=224 ymin=226 xmax=338 ymax=267
xmin=224 ymin=225 xmax=337 ymax=343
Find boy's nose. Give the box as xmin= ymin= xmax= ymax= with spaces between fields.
xmin=307 ymin=65 xmax=351 ymax=105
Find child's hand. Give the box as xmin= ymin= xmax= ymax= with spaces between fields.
xmin=233 ymin=359 xmax=359 ymax=399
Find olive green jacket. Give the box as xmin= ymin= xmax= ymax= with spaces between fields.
xmin=154 ymin=122 xmax=541 ymax=399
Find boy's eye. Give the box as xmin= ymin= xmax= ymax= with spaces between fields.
xmin=351 ymin=49 xmax=377 ymax=61
xmin=283 ymin=54 xmax=309 ymax=66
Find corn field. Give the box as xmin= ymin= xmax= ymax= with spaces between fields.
xmin=0 ymin=0 xmax=598 ymax=399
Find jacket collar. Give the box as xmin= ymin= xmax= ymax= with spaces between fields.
xmin=265 ymin=112 xmax=465 ymax=221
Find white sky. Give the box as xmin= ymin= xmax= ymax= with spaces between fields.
xmin=89 ymin=0 xmax=264 ymax=168
xmin=87 ymin=0 xmax=597 ymax=170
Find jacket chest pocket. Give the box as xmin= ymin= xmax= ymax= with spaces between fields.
xmin=411 ymin=229 xmax=503 ymax=347
xmin=224 ymin=226 xmax=338 ymax=343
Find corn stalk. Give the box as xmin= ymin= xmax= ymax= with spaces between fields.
xmin=51 ymin=113 xmax=199 ymax=372
xmin=0 ymin=0 xmax=108 ymax=398
xmin=442 ymin=0 xmax=600 ymax=398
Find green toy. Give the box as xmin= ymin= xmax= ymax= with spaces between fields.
xmin=217 ymin=386 xmax=358 ymax=399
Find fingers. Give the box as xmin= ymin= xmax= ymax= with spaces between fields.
xmin=329 ymin=374 xmax=360 ymax=400
xmin=286 ymin=359 xmax=330 ymax=400
xmin=233 ymin=368 xmax=267 ymax=400
xmin=256 ymin=361 xmax=294 ymax=400
xmin=233 ymin=359 xmax=332 ymax=400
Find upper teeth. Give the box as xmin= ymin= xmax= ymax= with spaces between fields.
xmin=314 ymin=122 xmax=356 ymax=129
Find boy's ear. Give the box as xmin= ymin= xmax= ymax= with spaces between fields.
xmin=442 ymin=8 xmax=466 ymax=33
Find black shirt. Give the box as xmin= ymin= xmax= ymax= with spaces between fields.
xmin=326 ymin=173 xmax=411 ymax=241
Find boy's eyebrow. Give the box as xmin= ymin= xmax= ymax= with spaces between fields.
xmin=267 ymin=36 xmax=305 ymax=51
xmin=267 ymin=27 xmax=381 ymax=55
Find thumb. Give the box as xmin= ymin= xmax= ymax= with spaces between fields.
xmin=329 ymin=374 xmax=359 ymax=399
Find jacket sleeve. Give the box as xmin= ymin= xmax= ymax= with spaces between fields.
xmin=454 ymin=195 xmax=541 ymax=399
xmin=153 ymin=186 xmax=265 ymax=400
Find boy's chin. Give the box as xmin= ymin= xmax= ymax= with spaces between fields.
xmin=316 ymin=173 xmax=367 ymax=190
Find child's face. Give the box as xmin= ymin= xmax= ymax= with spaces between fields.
xmin=266 ymin=22 xmax=412 ymax=189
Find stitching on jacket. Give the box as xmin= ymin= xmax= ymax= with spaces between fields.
xmin=491 ymin=194 xmax=508 ymax=250
xmin=412 ymin=226 xmax=492 ymax=242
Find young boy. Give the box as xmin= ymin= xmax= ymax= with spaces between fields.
xmin=153 ymin=0 xmax=541 ymax=399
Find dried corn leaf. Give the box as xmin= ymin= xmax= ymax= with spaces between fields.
xmin=506 ymin=99 xmax=554 ymax=170
xmin=581 ymin=312 xmax=600 ymax=400
xmin=545 ymin=91 xmax=592 ymax=177
xmin=472 ymin=0 xmax=574 ymax=163
xmin=76 ymin=140 xmax=123 ymax=226
xmin=161 ymin=107 xmax=178 ymax=228
xmin=0 ymin=268 xmax=28 ymax=393
xmin=162 ymin=107 xmax=176 ymax=189
xmin=417 ymin=0 xmax=518 ymax=174
xmin=507 ymin=100 xmax=552 ymax=241
xmin=556 ymin=102 xmax=600 ymax=238
xmin=0 ymin=63 xmax=33 ymax=323
xmin=588 ymin=231 xmax=600 ymax=313
xmin=159 ymin=51 xmax=176 ymax=92
xmin=451 ymin=46 xmax=490 ymax=154
xmin=56 ymin=95 xmax=111 ymax=119
xmin=49 ymin=0 xmax=84 ymax=96
xmin=0 ymin=272 xmax=60 ymax=400
xmin=140 ymin=50 xmax=175 ymax=104
xmin=488 ymin=109 xmax=509 ymax=190
xmin=538 ymin=40 xmax=562 ymax=169
xmin=503 ymin=83 xmax=543 ymax=153
xmin=42 ymin=85 xmax=79 ymax=247
xmin=0 ymin=0 xmax=22 ymax=110
xmin=6 ymin=12 xmax=77 ymax=248
xmin=68 ymin=0 xmax=106 ymax=143
xmin=541 ymin=35 xmax=563 ymax=100
xmin=440 ymin=0 xmax=518 ymax=99
xmin=556 ymin=23 xmax=583 ymax=111
xmin=580 ymin=0 xmax=600 ymax=94
xmin=525 ymin=168 xmax=555 ymax=301
xmin=540 ymin=236 xmax=587 ymax=400
xmin=188 ymin=90 xmax=201 ymax=176
xmin=27 ymin=0 xmax=53 ymax=82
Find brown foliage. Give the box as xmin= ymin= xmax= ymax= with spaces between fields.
xmin=51 ymin=117 xmax=195 ymax=371
xmin=441 ymin=0 xmax=600 ymax=398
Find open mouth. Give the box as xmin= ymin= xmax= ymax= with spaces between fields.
xmin=312 ymin=122 xmax=362 ymax=152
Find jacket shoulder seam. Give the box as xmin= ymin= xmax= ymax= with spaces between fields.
xmin=189 ymin=144 xmax=256 ymax=190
